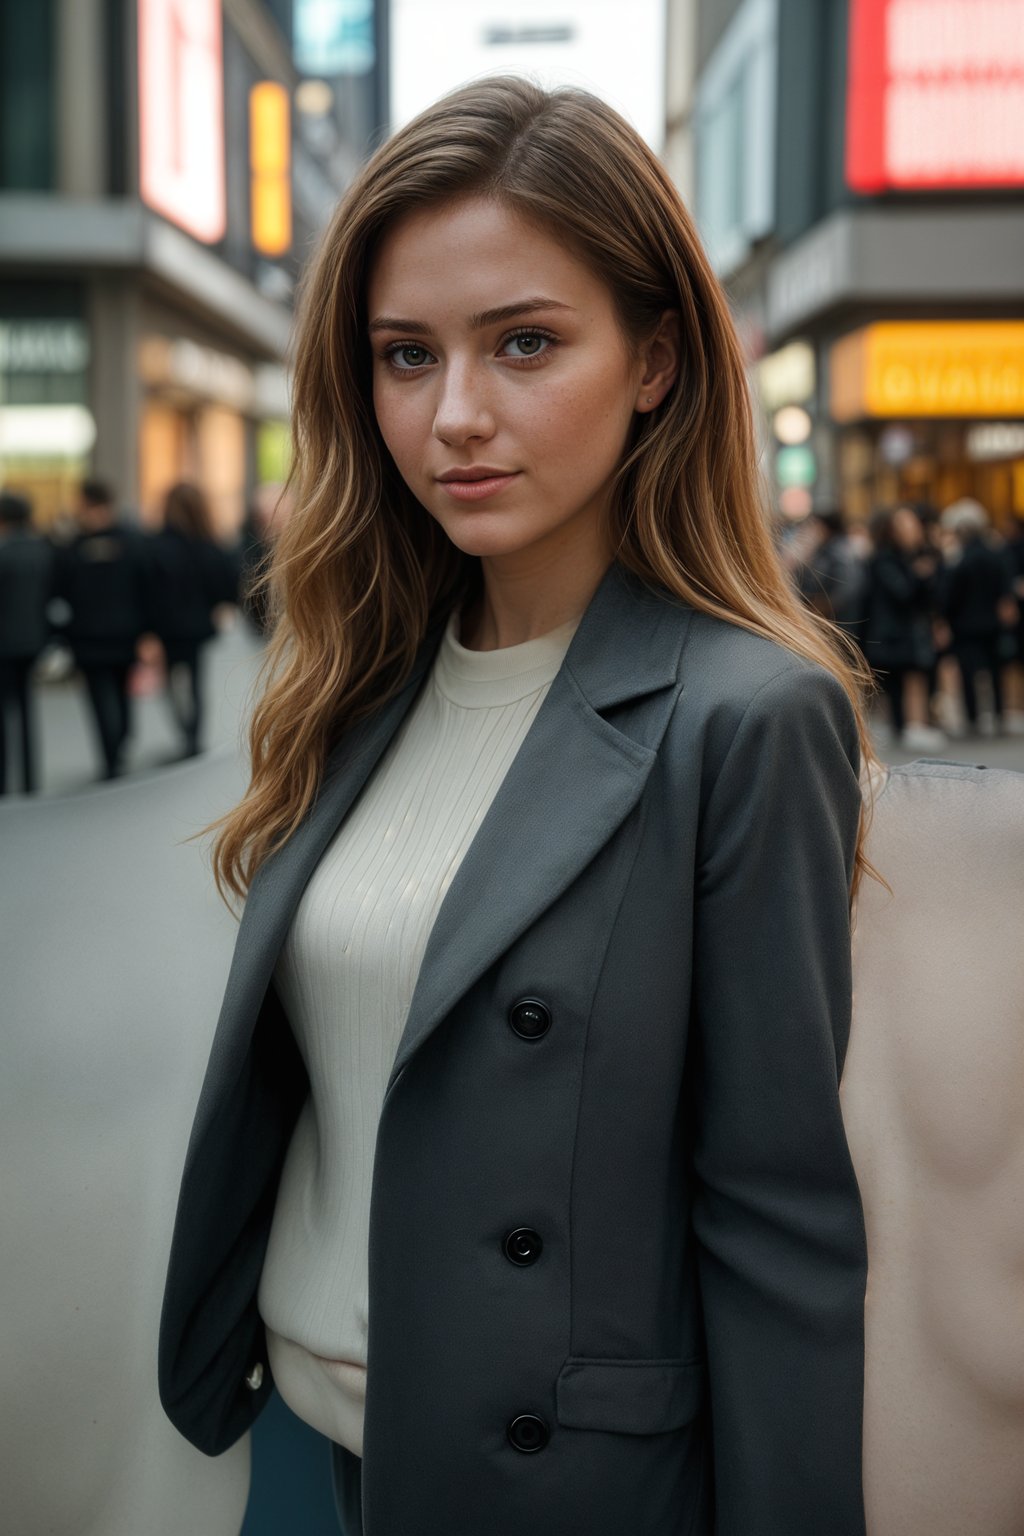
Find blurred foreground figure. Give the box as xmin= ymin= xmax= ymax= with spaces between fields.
xmin=843 ymin=758 xmax=1024 ymax=1536
xmin=0 ymin=752 xmax=250 ymax=1535
xmin=0 ymin=492 xmax=54 ymax=794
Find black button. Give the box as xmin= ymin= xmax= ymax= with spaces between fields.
xmin=503 ymin=1227 xmax=543 ymax=1266
xmin=507 ymin=1413 xmax=550 ymax=1452
xmin=508 ymin=998 xmax=551 ymax=1039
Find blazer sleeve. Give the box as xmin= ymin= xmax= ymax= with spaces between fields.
xmin=690 ymin=663 xmax=867 ymax=1536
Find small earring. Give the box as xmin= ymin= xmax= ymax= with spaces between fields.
xmin=646 ymin=395 xmax=654 ymax=404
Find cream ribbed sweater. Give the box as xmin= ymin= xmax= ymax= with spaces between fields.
xmin=257 ymin=606 xmax=581 ymax=1456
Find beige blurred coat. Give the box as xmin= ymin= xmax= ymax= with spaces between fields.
xmin=844 ymin=758 xmax=1024 ymax=1536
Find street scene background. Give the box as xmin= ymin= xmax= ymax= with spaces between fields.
xmin=1 ymin=2 xmax=1023 ymax=1534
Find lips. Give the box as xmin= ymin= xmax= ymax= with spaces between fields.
xmin=437 ymin=466 xmax=517 ymax=483
xmin=436 ymin=468 xmax=522 ymax=502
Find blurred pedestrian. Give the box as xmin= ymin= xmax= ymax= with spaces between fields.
xmin=863 ymin=505 xmax=946 ymax=749
xmin=53 ymin=479 xmax=153 ymax=780
xmin=149 ymin=482 xmax=237 ymax=759
xmin=793 ymin=508 xmax=869 ymax=649
xmin=0 ymin=491 xmax=55 ymax=794
xmin=1000 ymin=512 xmax=1024 ymax=725
xmin=235 ymin=482 xmax=289 ymax=638
xmin=938 ymin=498 xmax=1019 ymax=737
xmin=912 ymin=504 xmax=951 ymax=719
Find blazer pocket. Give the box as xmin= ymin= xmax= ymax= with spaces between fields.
xmin=555 ymin=1356 xmax=706 ymax=1436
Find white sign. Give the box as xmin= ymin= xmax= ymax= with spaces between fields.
xmin=0 ymin=405 xmax=97 ymax=457
xmin=0 ymin=321 xmax=89 ymax=374
xmin=390 ymin=0 xmax=667 ymax=152
xmin=138 ymin=0 xmax=226 ymax=244
xmin=966 ymin=422 xmax=1024 ymax=462
xmin=756 ymin=341 xmax=816 ymax=410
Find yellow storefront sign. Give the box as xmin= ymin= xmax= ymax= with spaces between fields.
xmin=830 ymin=322 xmax=1024 ymax=421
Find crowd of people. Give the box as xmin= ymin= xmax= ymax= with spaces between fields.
xmin=784 ymin=498 xmax=1024 ymax=752
xmin=0 ymin=479 xmax=275 ymax=794
xmin=2 ymin=480 xmax=1023 ymax=794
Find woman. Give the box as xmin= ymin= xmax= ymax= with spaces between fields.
xmin=149 ymin=482 xmax=236 ymax=758
xmin=159 ymin=78 xmax=884 ymax=1536
xmin=863 ymin=504 xmax=945 ymax=750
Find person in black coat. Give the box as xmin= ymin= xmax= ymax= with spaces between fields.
xmin=793 ymin=509 xmax=870 ymax=649
xmin=1004 ymin=513 xmax=1024 ymax=718
xmin=234 ymin=483 xmax=290 ymax=638
xmin=148 ymin=483 xmax=237 ymax=759
xmin=937 ymin=498 xmax=1019 ymax=735
xmin=0 ymin=491 xmax=55 ymax=794
xmin=53 ymin=479 xmax=154 ymax=781
xmin=862 ymin=505 xmax=942 ymax=741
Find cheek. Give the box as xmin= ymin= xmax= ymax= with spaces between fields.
xmin=524 ymin=365 xmax=634 ymax=472
xmin=373 ymin=380 xmax=424 ymax=471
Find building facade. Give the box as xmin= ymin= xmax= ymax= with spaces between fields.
xmin=0 ymin=0 xmax=386 ymax=532
xmin=687 ymin=0 xmax=1024 ymax=527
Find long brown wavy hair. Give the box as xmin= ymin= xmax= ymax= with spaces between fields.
xmin=210 ymin=75 xmax=887 ymax=910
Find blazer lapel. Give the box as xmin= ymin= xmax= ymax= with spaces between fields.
xmin=387 ymin=562 xmax=692 ymax=1087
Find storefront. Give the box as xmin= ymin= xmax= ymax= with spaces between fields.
xmin=753 ymin=339 xmax=820 ymax=522
xmin=0 ymin=281 xmax=289 ymax=537
xmin=137 ymin=308 xmax=289 ymax=538
xmin=0 ymin=291 xmax=94 ymax=529
xmin=828 ymin=321 xmax=1024 ymax=527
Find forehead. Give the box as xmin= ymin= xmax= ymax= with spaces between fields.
xmin=366 ymin=196 xmax=613 ymax=325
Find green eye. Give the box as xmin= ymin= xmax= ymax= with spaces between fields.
xmin=395 ymin=345 xmax=428 ymax=367
xmin=507 ymin=334 xmax=546 ymax=357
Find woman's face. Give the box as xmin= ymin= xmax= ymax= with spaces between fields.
xmin=367 ymin=195 xmax=668 ymax=569
xmin=891 ymin=506 xmax=923 ymax=550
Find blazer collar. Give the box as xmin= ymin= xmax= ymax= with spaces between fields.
xmin=219 ymin=560 xmax=693 ymax=1095
xmin=562 ymin=557 xmax=688 ymax=711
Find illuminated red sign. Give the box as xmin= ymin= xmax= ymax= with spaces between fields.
xmin=139 ymin=0 xmax=226 ymax=243
xmin=846 ymin=0 xmax=1024 ymax=191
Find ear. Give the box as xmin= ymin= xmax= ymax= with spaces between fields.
xmin=634 ymin=309 xmax=681 ymax=413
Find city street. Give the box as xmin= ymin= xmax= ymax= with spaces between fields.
xmin=4 ymin=0 xmax=1023 ymax=1529
xmin=22 ymin=625 xmax=1024 ymax=800
xmin=27 ymin=616 xmax=266 ymax=799
xmin=877 ymin=714 xmax=1024 ymax=775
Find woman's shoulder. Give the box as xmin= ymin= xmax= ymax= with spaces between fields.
xmin=674 ymin=603 xmax=848 ymax=724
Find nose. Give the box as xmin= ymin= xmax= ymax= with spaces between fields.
xmin=431 ymin=359 xmax=495 ymax=447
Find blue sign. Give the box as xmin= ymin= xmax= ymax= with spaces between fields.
xmin=295 ymin=0 xmax=375 ymax=75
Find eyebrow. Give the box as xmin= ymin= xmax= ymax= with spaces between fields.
xmin=367 ymin=297 xmax=574 ymax=335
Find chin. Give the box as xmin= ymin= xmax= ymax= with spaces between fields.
xmin=446 ymin=531 xmax=539 ymax=560
xmin=430 ymin=508 xmax=544 ymax=560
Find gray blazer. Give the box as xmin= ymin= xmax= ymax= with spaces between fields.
xmin=159 ymin=559 xmax=867 ymax=1535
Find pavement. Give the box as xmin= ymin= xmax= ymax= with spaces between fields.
xmin=866 ymin=706 xmax=1024 ymax=775
xmin=18 ymin=615 xmax=267 ymax=799
xmin=9 ymin=621 xmax=1024 ymax=800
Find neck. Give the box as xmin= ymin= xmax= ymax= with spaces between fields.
xmin=460 ymin=532 xmax=613 ymax=652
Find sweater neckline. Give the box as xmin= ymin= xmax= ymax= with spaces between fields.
xmin=431 ymin=607 xmax=582 ymax=708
